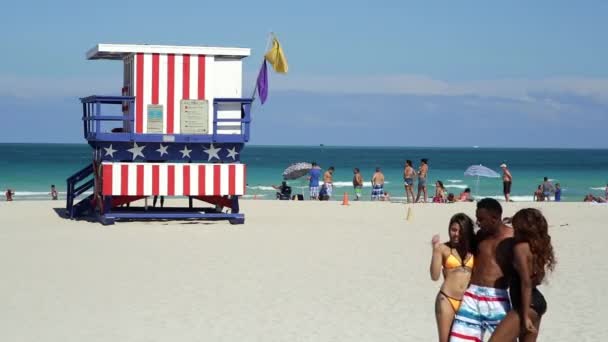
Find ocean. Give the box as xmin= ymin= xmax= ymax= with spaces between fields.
xmin=1 ymin=143 xmax=607 ymax=202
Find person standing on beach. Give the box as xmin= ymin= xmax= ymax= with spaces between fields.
xmin=404 ymin=160 xmax=416 ymax=203
xmin=415 ymin=159 xmax=429 ymax=203
xmin=323 ymin=166 xmax=335 ymax=199
xmin=371 ymin=167 xmax=385 ymax=201
xmin=554 ymin=183 xmax=562 ymax=202
xmin=500 ymin=164 xmax=512 ymax=202
xmin=489 ymin=208 xmax=555 ymax=342
xmin=541 ymin=177 xmax=555 ymax=201
xmin=353 ymin=168 xmax=363 ymax=201
xmin=50 ymin=185 xmax=58 ymax=200
xmin=449 ymin=198 xmax=514 ymax=342
xmin=430 ymin=213 xmax=476 ymax=342
xmin=308 ymin=162 xmax=322 ymax=200
xmin=5 ymin=188 xmax=14 ymax=201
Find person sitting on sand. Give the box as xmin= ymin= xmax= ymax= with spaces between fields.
xmin=584 ymin=194 xmax=606 ymax=203
xmin=533 ymin=185 xmax=544 ymax=202
xmin=458 ymin=188 xmax=474 ymax=202
xmin=380 ymin=191 xmax=391 ymax=201
xmin=447 ymin=193 xmax=455 ymax=203
xmin=5 ymin=188 xmax=14 ymax=201
xmin=273 ymin=181 xmax=292 ymax=200
xmin=430 ymin=213 xmax=476 ymax=342
xmin=489 ymin=208 xmax=556 ymax=342
xmin=433 ymin=181 xmax=447 ymax=203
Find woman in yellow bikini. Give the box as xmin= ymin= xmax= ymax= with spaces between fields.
xmin=430 ymin=213 xmax=476 ymax=342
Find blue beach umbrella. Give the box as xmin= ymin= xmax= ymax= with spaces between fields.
xmin=464 ymin=164 xmax=501 ymax=196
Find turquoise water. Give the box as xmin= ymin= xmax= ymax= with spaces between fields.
xmin=1 ymin=143 xmax=607 ymax=201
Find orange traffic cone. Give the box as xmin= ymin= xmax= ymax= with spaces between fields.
xmin=342 ymin=193 xmax=350 ymax=206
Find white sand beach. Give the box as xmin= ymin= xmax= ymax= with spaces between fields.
xmin=1 ymin=200 xmax=607 ymax=341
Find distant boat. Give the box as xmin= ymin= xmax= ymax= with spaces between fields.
xmin=473 ymin=145 xmax=480 ymax=149
xmin=320 ymin=144 xmax=325 ymax=147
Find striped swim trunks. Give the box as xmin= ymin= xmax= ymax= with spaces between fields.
xmin=371 ymin=184 xmax=384 ymax=200
xmin=309 ymin=186 xmax=319 ymax=198
xmin=449 ymin=284 xmax=511 ymax=342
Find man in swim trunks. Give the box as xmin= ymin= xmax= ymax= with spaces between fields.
xmin=449 ymin=198 xmax=514 ymax=342
xmin=323 ymin=167 xmax=335 ymax=199
xmin=415 ymin=158 xmax=429 ymax=203
xmin=353 ymin=168 xmax=363 ymax=201
xmin=371 ymin=167 xmax=385 ymax=200
xmin=541 ymin=177 xmax=555 ymax=201
xmin=403 ymin=160 xmax=416 ymax=203
xmin=500 ymin=163 xmax=512 ymax=202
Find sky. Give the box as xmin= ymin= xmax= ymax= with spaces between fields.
xmin=1 ymin=0 xmax=607 ymax=147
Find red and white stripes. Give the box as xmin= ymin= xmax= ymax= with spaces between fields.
xmin=132 ymin=53 xmax=213 ymax=134
xmin=101 ymin=162 xmax=246 ymax=196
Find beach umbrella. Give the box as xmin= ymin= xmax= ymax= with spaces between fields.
xmin=464 ymin=164 xmax=501 ymax=196
xmin=282 ymin=162 xmax=313 ymax=180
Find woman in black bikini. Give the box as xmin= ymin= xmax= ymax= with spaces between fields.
xmin=489 ymin=208 xmax=556 ymax=342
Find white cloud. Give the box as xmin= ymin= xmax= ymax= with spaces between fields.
xmin=246 ymin=72 xmax=608 ymax=104
xmin=3 ymin=71 xmax=608 ymax=107
xmin=0 ymin=74 xmax=119 ymax=99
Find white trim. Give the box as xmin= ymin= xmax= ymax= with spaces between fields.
xmin=88 ymin=44 xmax=250 ymax=60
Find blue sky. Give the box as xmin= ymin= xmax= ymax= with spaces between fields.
xmin=1 ymin=0 xmax=607 ymax=147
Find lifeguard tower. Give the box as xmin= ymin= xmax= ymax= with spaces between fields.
xmin=66 ymin=44 xmax=251 ymax=225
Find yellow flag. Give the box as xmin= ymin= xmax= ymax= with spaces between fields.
xmin=264 ymin=37 xmax=288 ymax=74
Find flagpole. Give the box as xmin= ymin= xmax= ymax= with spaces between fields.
xmin=250 ymin=32 xmax=275 ymax=101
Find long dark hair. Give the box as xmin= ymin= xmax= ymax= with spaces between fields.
xmin=448 ymin=213 xmax=476 ymax=260
xmin=512 ymin=208 xmax=556 ymax=284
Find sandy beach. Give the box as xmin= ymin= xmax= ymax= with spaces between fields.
xmin=1 ymin=199 xmax=607 ymax=341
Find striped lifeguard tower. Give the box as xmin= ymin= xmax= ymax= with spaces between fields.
xmin=66 ymin=43 xmax=252 ymax=225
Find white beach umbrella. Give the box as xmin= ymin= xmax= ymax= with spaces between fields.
xmin=464 ymin=164 xmax=501 ymax=196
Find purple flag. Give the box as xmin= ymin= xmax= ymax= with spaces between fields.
xmin=256 ymin=60 xmax=268 ymax=104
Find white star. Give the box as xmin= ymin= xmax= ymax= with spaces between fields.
xmin=204 ymin=144 xmax=222 ymax=161
xmin=226 ymin=146 xmax=239 ymax=160
xmin=104 ymin=144 xmax=117 ymax=158
xmin=179 ymin=145 xmax=192 ymax=159
xmin=127 ymin=142 xmax=146 ymax=160
xmin=156 ymin=144 xmax=169 ymax=157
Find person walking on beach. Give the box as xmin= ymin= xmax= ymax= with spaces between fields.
xmin=323 ymin=166 xmax=335 ymax=199
xmin=404 ymin=160 xmax=416 ymax=203
xmin=449 ymin=198 xmax=514 ymax=342
xmin=489 ymin=208 xmax=555 ymax=342
xmin=500 ymin=164 xmax=512 ymax=202
xmin=430 ymin=213 xmax=476 ymax=342
xmin=353 ymin=168 xmax=363 ymax=201
xmin=415 ymin=158 xmax=429 ymax=203
xmin=308 ymin=162 xmax=322 ymax=200
xmin=50 ymin=185 xmax=58 ymax=200
xmin=371 ymin=167 xmax=385 ymax=201
xmin=541 ymin=177 xmax=555 ymax=201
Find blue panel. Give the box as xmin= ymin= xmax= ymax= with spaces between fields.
xmin=91 ymin=141 xmax=244 ymax=162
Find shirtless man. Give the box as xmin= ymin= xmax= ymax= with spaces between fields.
xmin=352 ymin=168 xmax=363 ymax=201
xmin=500 ymin=164 xmax=512 ymax=202
xmin=449 ymin=198 xmax=514 ymax=342
xmin=415 ymin=158 xmax=429 ymax=203
xmin=403 ymin=160 xmax=416 ymax=203
xmin=371 ymin=167 xmax=385 ymax=200
xmin=323 ymin=166 xmax=335 ymax=199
